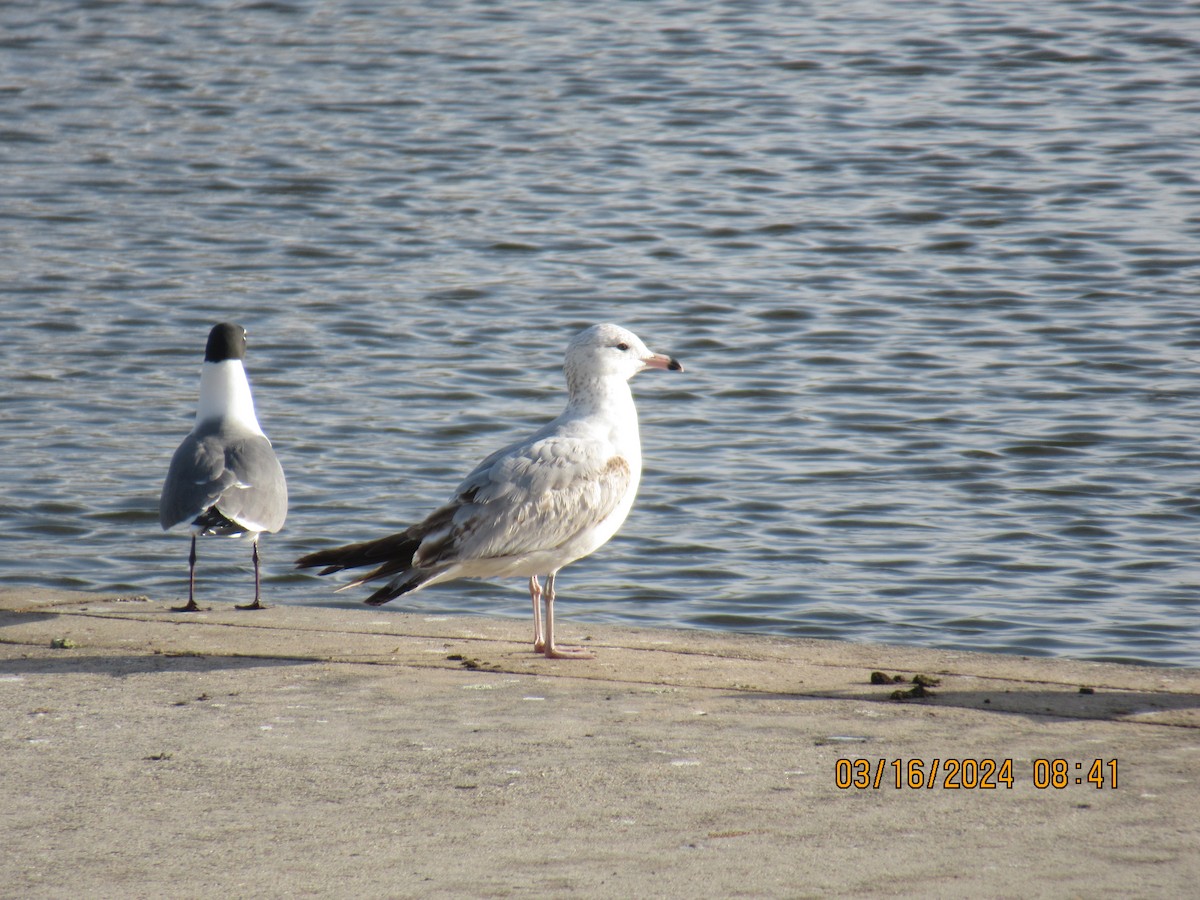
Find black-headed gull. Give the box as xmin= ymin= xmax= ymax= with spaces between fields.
xmin=160 ymin=323 xmax=288 ymax=611
xmin=296 ymin=323 xmax=682 ymax=658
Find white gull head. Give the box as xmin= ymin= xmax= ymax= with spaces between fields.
xmin=563 ymin=323 xmax=683 ymax=396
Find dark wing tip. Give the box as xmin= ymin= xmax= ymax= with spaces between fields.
xmin=295 ymin=548 xmax=338 ymax=571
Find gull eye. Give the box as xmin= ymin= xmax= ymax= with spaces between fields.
xmin=616 ymin=342 xmax=629 ymax=351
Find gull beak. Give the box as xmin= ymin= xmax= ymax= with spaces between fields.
xmin=643 ymin=352 xmax=684 ymax=373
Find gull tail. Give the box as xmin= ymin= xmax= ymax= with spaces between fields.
xmin=295 ymin=530 xmax=421 ymax=576
xmin=296 ymin=528 xmax=444 ymax=607
xmin=361 ymin=571 xmax=432 ymax=606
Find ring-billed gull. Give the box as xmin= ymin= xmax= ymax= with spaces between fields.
xmin=296 ymin=323 xmax=683 ymax=659
xmin=160 ymin=323 xmax=288 ymax=611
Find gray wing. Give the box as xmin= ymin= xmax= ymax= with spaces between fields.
xmin=160 ymin=425 xmax=288 ymax=533
xmin=414 ymin=435 xmax=632 ymax=567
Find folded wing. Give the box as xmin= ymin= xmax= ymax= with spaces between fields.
xmin=160 ymin=425 xmax=287 ymax=534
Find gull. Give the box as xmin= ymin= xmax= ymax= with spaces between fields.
xmin=296 ymin=323 xmax=683 ymax=658
xmin=160 ymin=323 xmax=288 ymax=611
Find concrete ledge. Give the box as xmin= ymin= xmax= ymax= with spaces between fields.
xmin=2 ymin=587 xmax=1197 ymax=897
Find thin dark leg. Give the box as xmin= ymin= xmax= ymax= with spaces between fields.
xmin=172 ymin=535 xmax=202 ymax=612
xmin=237 ymin=539 xmax=267 ymax=610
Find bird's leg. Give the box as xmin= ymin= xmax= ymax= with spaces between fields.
xmin=172 ymin=535 xmax=202 ymax=612
xmin=541 ymin=571 xmax=595 ymax=660
xmin=530 ymin=575 xmax=545 ymax=652
xmin=237 ymin=539 xmax=268 ymax=610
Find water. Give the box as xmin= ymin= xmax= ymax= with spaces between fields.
xmin=3 ymin=1 xmax=1199 ymax=667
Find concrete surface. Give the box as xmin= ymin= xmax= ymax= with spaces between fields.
xmin=1 ymin=586 xmax=1197 ymax=898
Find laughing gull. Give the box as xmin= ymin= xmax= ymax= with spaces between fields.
xmin=160 ymin=323 xmax=288 ymax=611
xmin=296 ymin=323 xmax=683 ymax=659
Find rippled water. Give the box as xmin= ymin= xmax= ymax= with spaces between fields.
xmin=3 ymin=1 xmax=1199 ymax=666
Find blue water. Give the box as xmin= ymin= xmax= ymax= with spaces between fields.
xmin=3 ymin=0 xmax=1199 ymax=666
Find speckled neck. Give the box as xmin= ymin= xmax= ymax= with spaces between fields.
xmin=562 ymin=374 xmax=642 ymax=466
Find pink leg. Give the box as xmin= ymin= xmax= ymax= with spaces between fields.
xmin=542 ymin=572 xmax=595 ymax=660
xmin=530 ymin=575 xmax=545 ymax=651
